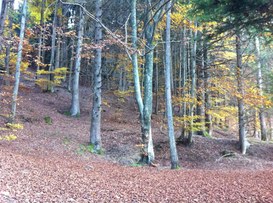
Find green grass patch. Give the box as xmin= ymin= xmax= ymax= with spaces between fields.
xmin=44 ymin=116 xmax=52 ymax=125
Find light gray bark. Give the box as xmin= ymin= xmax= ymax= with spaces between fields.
xmin=131 ymin=0 xmax=143 ymax=120
xmin=180 ymin=25 xmax=187 ymax=139
xmin=90 ymin=0 xmax=102 ymax=152
xmin=165 ymin=1 xmax=179 ymax=169
xmin=10 ymin=0 xmax=27 ymax=123
xmin=70 ymin=7 xmax=84 ymax=116
xmin=188 ymin=23 xmax=198 ymax=144
xmin=255 ymin=36 xmax=267 ymax=141
xmin=0 ymin=0 xmax=2 ymax=18
xmin=236 ymin=31 xmax=248 ymax=154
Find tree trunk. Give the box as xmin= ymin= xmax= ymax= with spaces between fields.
xmin=5 ymin=0 xmax=14 ymax=86
xmin=203 ymin=33 xmax=212 ymax=136
xmin=70 ymin=7 xmax=84 ymax=116
xmin=90 ymin=0 xmax=102 ymax=152
xmin=0 ymin=0 xmax=8 ymax=52
xmin=68 ymin=39 xmax=74 ymax=92
xmin=154 ymin=48 xmax=159 ymax=114
xmin=196 ymin=35 xmax=205 ymax=136
xmin=188 ymin=23 xmax=198 ymax=144
xmin=37 ymin=0 xmax=45 ymax=76
xmin=255 ymin=36 xmax=267 ymax=141
xmin=142 ymin=38 xmax=155 ymax=163
xmin=165 ymin=1 xmax=179 ymax=169
xmin=180 ymin=25 xmax=187 ymax=139
xmin=48 ymin=0 xmax=59 ymax=92
xmin=10 ymin=0 xmax=27 ymax=123
xmin=236 ymin=31 xmax=247 ymax=154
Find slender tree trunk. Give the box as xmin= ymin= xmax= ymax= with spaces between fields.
xmin=68 ymin=39 xmax=74 ymax=92
xmin=196 ymin=35 xmax=205 ymax=136
xmin=236 ymin=31 xmax=247 ymax=154
xmin=165 ymin=1 xmax=179 ymax=169
xmin=142 ymin=37 xmax=155 ymax=163
xmin=90 ymin=0 xmax=102 ymax=152
xmin=48 ymin=0 xmax=59 ymax=92
xmin=154 ymin=48 xmax=159 ymax=114
xmin=0 ymin=0 xmax=8 ymax=52
xmin=55 ymin=33 xmax=61 ymax=69
xmin=180 ymin=26 xmax=187 ymax=139
xmin=37 ymin=0 xmax=45 ymax=75
xmin=5 ymin=0 xmax=14 ymax=86
xmin=10 ymin=0 xmax=27 ymax=123
xmin=0 ymin=0 xmax=2 ymax=19
xmin=131 ymin=0 xmax=144 ymax=162
xmin=255 ymin=36 xmax=267 ymax=141
xmin=188 ymin=23 xmax=198 ymax=144
xmin=203 ymin=34 xmax=212 ymax=136
xmin=0 ymin=0 xmax=7 ymax=35
xmin=70 ymin=7 xmax=84 ymax=116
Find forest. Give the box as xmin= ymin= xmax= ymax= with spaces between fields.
xmin=0 ymin=0 xmax=273 ymax=202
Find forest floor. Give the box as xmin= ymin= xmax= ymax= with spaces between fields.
xmin=1 ymin=81 xmax=273 ymax=202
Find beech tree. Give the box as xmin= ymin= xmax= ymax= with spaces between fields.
xmin=70 ymin=6 xmax=84 ymax=116
xmin=255 ymin=37 xmax=267 ymax=141
xmin=10 ymin=0 xmax=27 ymax=123
xmin=90 ymin=0 xmax=103 ymax=152
xmin=165 ymin=0 xmax=179 ymax=169
xmin=48 ymin=0 xmax=59 ymax=92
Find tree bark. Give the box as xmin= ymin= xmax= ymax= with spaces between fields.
xmin=5 ymin=0 xmax=14 ymax=86
xmin=70 ymin=6 xmax=84 ymax=116
xmin=0 ymin=0 xmax=8 ymax=52
xmin=165 ymin=0 xmax=179 ymax=169
xmin=255 ymin=36 xmax=267 ymax=141
xmin=90 ymin=0 xmax=102 ymax=152
xmin=37 ymin=0 xmax=45 ymax=76
xmin=196 ymin=35 xmax=205 ymax=136
xmin=188 ymin=23 xmax=198 ymax=144
xmin=236 ymin=31 xmax=247 ymax=154
xmin=48 ymin=0 xmax=59 ymax=92
xmin=154 ymin=48 xmax=159 ymax=114
xmin=68 ymin=39 xmax=74 ymax=92
xmin=203 ymin=33 xmax=212 ymax=136
xmin=10 ymin=0 xmax=27 ymax=123
xmin=180 ymin=25 xmax=187 ymax=139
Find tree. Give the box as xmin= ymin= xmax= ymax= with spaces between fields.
xmin=255 ymin=36 xmax=267 ymax=141
xmin=138 ymin=0 xmax=165 ymax=164
xmin=90 ymin=0 xmax=102 ymax=152
xmin=37 ymin=0 xmax=46 ymax=75
xmin=10 ymin=0 xmax=27 ymax=123
xmin=131 ymin=0 xmax=143 ymax=126
xmin=70 ymin=6 xmax=84 ymax=116
xmin=165 ymin=0 xmax=179 ymax=169
xmin=48 ymin=0 xmax=59 ymax=92
xmin=190 ymin=0 xmax=273 ymax=153
xmin=235 ymin=30 xmax=247 ymax=154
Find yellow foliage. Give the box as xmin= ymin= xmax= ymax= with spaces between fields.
xmin=36 ymin=67 xmax=68 ymax=90
xmin=0 ymin=134 xmax=17 ymax=141
xmin=6 ymin=123 xmax=24 ymax=130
